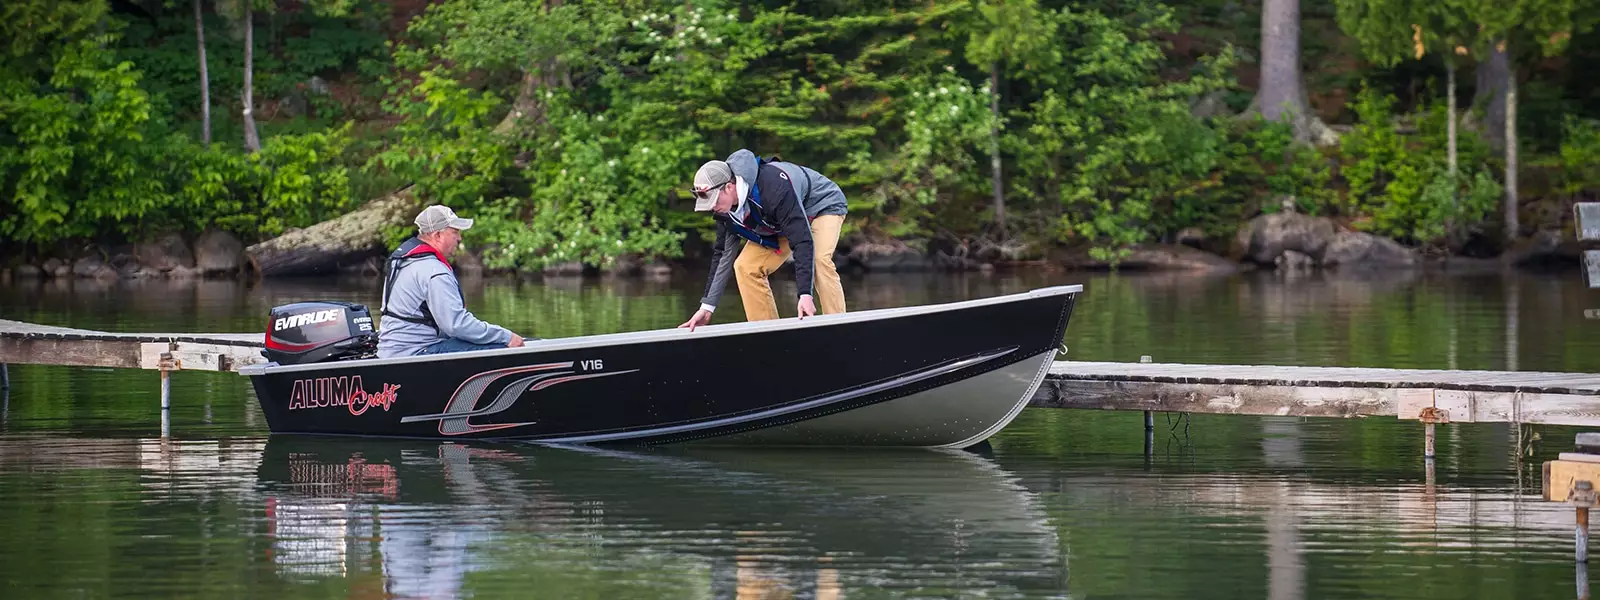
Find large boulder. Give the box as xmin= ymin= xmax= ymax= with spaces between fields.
xmin=844 ymin=241 xmax=931 ymax=272
xmin=1502 ymin=229 xmax=1571 ymax=266
xmin=13 ymin=264 xmax=41 ymax=279
xmin=41 ymin=258 xmax=66 ymax=278
xmin=1235 ymin=212 xmax=1339 ymax=265
xmin=1320 ymin=231 xmax=1419 ymax=269
xmin=134 ymin=233 xmax=195 ymax=273
xmin=195 ymin=229 xmax=246 ymax=275
xmin=72 ymin=255 xmax=118 ymax=279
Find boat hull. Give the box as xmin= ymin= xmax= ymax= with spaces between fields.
xmin=241 ymin=286 xmax=1078 ymax=446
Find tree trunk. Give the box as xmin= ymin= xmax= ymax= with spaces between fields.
xmin=1446 ymin=59 xmax=1457 ymax=177
xmin=195 ymin=0 xmax=211 ymax=147
xmin=246 ymin=187 xmax=420 ymax=277
xmin=988 ymin=62 xmax=1005 ymax=235
xmin=241 ymin=9 xmax=261 ymax=153
xmin=494 ymin=68 xmax=552 ymax=136
xmin=1505 ymin=59 xmax=1518 ymax=244
xmin=1250 ymin=0 xmax=1336 ymax=145
xmin=1474 ymin=40 xmax=1509 ymax=150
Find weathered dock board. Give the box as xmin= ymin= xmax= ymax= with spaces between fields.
xmin=0 ymin=319 xmax=265 ymax=372
xmin=1036 ymin=361 xmax=1600 ymax=426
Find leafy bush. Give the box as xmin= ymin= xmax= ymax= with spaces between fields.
xmin=1338 ymin=85 xmax=1500 ymax=246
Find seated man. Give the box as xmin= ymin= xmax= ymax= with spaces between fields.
xmin=679 ymin=150 xmax=848 ymax=331
xmin=376 ymin=205 xmax=524 ymax=358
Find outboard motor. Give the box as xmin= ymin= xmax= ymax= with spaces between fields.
xmin=264 ymin=301 xmax=378 ymax=365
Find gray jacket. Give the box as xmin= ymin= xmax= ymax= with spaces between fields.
xmin=725 ymin=149 xmax=848 ymax=219
xmin=376 ymin=254 xmax=512 ymax=358
xmin=699 ymin=150 xmax=847 ymax=312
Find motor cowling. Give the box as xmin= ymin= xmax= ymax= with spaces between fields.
xmin=264 ymin=301 xmax=378 ymax=365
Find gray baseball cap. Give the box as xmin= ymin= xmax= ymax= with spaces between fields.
xmin=692 ymin=160 xmax=734 ymax=211
xmin=415 ymin=205 xmax=473 ymax=234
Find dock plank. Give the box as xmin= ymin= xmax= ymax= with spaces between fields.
xmin=1037 ymin=360 xmax=1600 ymax=426
xmin=1047 ymin=361 xmax=1600 ymax=395
xmin=0 ymin=320 xmax=264 ymax=372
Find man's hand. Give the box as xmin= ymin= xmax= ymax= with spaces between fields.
xmin=507 ymin=334 xmax=525 ymax=348
xmin=797 ymin=294 xmax=816 ymax=319
xmin=679 ymin=309 xmax=713 ymax=331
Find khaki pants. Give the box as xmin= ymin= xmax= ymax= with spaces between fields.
xmin=734 ymin=214 xmax=847 ymax=321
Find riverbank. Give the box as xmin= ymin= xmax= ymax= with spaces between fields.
xmin=3 ymin=210 xmax=1588 ymax=286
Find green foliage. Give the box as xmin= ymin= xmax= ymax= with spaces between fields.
xmin=1553 ymin=116 xmax=1600 ymax=198
xmin=5 ymin=0 xmax=1600 ymax=265
xmin=1005 ymin=5 xmax=1234 ymax=260
xmin=0 ymin=36 xmax=172 ymax=244
xmin=1338 ymin=86 xmax=1500 ymax=245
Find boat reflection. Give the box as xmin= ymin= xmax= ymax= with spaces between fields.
xmin=255 ymin=438 xmax=1069 ymax=598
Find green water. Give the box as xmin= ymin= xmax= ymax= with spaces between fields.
xmin=1 ymin=269 xmax=1597 ymax=599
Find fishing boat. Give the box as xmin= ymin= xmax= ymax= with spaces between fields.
xmin=239 ymin=284 xmax=1081 ymax=447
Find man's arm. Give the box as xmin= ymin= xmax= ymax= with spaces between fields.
xmin=698 ymin=221 xmax=739 ymax=312
xmin=426 ymin=272 xmax=513 ymax=345
xmin=764 ymin=170 xmax=815 ymax=298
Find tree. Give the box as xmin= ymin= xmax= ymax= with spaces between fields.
xmin=194 ymin=0 xmax=211 ymax=147
xmin=1250 ymin=0 xmax=1338 ymax=146
xmin=1474 ymin=0 xmax=1600 ymax=242
xmin=1335 ymin=0 xmax=1475 ymax=176
xmin=964 ymin=0 xmax=1059 ymax=235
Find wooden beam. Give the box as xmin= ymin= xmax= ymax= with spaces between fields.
xmin=138 ymin=342 xmax=265 ymax=372
xmin=1032 ymin=379 xmax=1600 ymax=427
xmin=1578 ymin=202 xmax=1600 ymax=241
xmin=0 ymin=337 xmax=142 ymax=369
xmin=1585 ymin=250 xmax=1600 ymax=289
xmin=1545 ymin=459 xmax=1600 ymax=501
xmin=1032 ymin=379 xmax=1396 ymax=418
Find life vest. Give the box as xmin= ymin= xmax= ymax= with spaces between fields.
xmin=723 ymin=156 xmax=814 ymax=250
xmin=379 ymin=237 xmax=457 ymax=331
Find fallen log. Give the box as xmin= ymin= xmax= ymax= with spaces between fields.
xmin=245 ymin=186 xmax=419 ymax=277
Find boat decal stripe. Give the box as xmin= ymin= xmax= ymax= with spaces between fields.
xmin=532 ymin=347 xmax=1016 ymax=444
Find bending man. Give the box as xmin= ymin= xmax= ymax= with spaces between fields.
xmin=377 ymin=205 xmax=525 ymax=357
xmin=680 ymin=149 xmax=848 ymax=330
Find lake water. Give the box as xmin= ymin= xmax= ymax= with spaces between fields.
xmin=2 ymin=268 xmax=1598 ymax=599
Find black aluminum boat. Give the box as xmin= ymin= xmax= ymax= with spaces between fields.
xmin=239 ymin=285 xmax=1080 ymax=447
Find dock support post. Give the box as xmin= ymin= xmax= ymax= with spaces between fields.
xmin=158 ymin=351 xmax=175 ymax=438
xmin=1139 ymin=355 xmax=1154 ymax=448
xmin=1425 ymin=422 xmax=1436 ymax=458
xmin=1 ymin=363 xmax=8 ymax=390
xmin=1576 ymin=480 xmax=1595 ymax=563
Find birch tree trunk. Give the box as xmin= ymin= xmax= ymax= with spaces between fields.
xmin=1505 ymin=56 xmax=1518 ymax=243
xmin=241 ymin=8 xmax=261 ymax=153
xmin=194 ymin=0 xmax=211 ymax=147
xmin=988 ymin=62 xmax=1005 ymax=235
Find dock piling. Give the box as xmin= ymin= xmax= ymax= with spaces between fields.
xmin=158 ymin=351 xmax=176 ymax=413
xmin=1 ymin=363 xmax=8 ymax=390
xmin=1138 ymin=355 xmax=1155 ymax=444
xmin=1419 ymin=407 xmax=1448 ymax=459
xmin=1576 ymin=480 xmax=1596 ymax=563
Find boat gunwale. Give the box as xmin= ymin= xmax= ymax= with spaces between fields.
xmin=239 ymin=285 xmax=1082 ymax=377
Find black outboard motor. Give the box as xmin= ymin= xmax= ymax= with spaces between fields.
xmin=263 ymin=301 xmax=379 ymax=365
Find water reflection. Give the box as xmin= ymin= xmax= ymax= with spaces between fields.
xmin=254 ymin=438 xmax=1068 ymax=598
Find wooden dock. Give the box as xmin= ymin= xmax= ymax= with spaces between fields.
xmin=0 ymin=319 xmax=265 ymax=373
xmin=1037 ymin=360 xmax=1600 ymax=427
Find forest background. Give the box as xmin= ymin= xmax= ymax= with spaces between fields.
xmin=3 ymin=0 xmax=1599 ymax=274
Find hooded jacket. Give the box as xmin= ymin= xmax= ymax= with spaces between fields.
xmin=698 ymin=150 xmax=848 ymax=312
xmin=376 ymin=237 xmax=512 ymax=358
